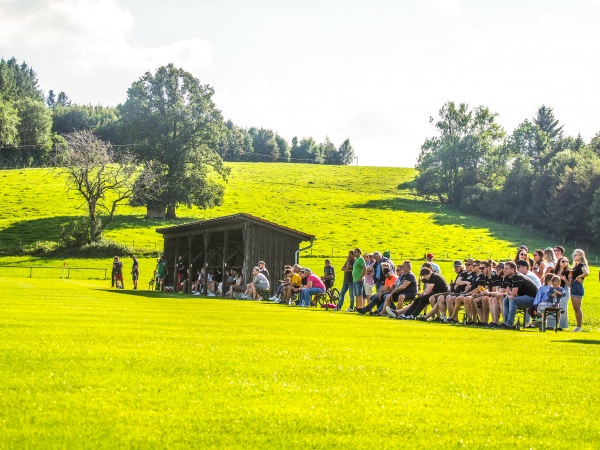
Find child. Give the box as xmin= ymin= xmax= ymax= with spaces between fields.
xmin=538 ymin=275 xmax=566 ymax=315
xmin=528 ymin=273 xmax=554 ymax=322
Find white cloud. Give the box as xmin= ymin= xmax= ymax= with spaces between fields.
xmin=0 ymin=0 xmax=213 ymax=104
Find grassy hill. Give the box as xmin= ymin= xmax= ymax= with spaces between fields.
xmin=1 ymin=162 xmax=598 ymax=325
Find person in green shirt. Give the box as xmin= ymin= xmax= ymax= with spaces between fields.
xmin=352 ymin=248 xmax=367 ymax=309
xmin=156 ymin=255 xmax=167 ymax=291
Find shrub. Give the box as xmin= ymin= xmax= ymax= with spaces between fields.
xmin=78 ymin=240 xmax=133 ymax=257
xmin=22 ymin=240 xmax=61 ymax=256
xmin=60 ymin=217 xmax=98 ymax=247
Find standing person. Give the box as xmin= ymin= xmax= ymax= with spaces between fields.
xmin=176 ymin=256 xmax=186 ymax=292
xmin=352 ymin=248 xmax=367 ymax=309
xmin=552 ymin=256 xmax=571 ymax=329
xmin=425 ymin=253 xmax=441 ymax=274
xmin=543 ymin=247 xmax=557 ymax=275
xmin=156 ymin=255 xmax=167 ymax=291
xmin=553 ymin=245 xmax=565 ymax=261
xmin=532 ymin=249 xmax=546 ymax=283
xmin=569 ymin=249 xmax=589 ymax=332
xmin=131 ymin=255 xmax=139 ymax=290
xmin=322 ymin=259 xmax=335 ymax=291
xmin=363 ymin=254 xmax=375 ymax=298
xmin=113 ymin=256 xmax=124 ymax=289
xmin=299 ymin=268 xmax=326 ymax=307
xmin=337 ymin=251 xmax=355 ymax=311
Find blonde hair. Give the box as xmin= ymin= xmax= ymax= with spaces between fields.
xmin=573 ymin=249 xmax=588 ymax=267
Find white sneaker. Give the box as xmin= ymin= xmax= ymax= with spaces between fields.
xmin=572 ymin=327 xmax=582 ymax=332
xmin=385 ymin=306 xmax=397 ymax=318
xmin=242 ymin=294 xmax=249 ymax=299
xmin=273 ymin=298 xmax=280 ymax=303
xmin=346 ymin=307 xmax=354 ymax=312
xmin=208 ymin=293 xmax=216 ymax=297
xmin=193 ymin=292 xmax=200 ymax=296
xmin=269 ymin=296 xmax=277 ymax=301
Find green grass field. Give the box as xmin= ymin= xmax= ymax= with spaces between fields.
xmin=1 ymin=278 xmax=599 ymax=449
xmin=1 ymin=163 xmax=599 ymax=448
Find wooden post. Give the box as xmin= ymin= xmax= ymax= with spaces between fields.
xmin=187 ymin=235 xmax=194 ymax=294
xmin=203 ymin=233 xmax=210 ymax=296
xmin=174 ymin=237 xmax=180 ymax=292
xmin=222 ymin=230 xmax=229 ymax=291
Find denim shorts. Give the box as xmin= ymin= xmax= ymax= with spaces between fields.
xmin=571 ymin=281 xmax=584 ymax=297
xmin=352 ymin=281 xmax=364 ymax=296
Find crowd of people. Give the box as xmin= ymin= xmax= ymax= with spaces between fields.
xmin=112 ymin=243 xmax=592 ymax=331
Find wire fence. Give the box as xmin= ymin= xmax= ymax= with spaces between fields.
xmin=0 ymin=266 xmax=108 ymax=280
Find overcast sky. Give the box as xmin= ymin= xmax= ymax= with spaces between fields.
xmin=1 ymin=0 xmax=599 ymax=166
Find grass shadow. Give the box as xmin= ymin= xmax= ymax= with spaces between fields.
xmin=0 ymin=214 xmax=199 ymax=253
xmin=554 ymin=339 xmax=600 ymax=345
xmin=350 ymin=197 xmax=548 ymax=250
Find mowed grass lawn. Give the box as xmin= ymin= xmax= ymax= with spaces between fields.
xmin=1 ymin=278 xmax=599 ymax=449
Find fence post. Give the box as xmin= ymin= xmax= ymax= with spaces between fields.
xmin=29 ymin=267 xmax=32 ymax=278
xmin=104 ymin=268 xmax=107 ymax=280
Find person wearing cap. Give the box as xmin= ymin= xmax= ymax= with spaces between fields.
xmin=517 ymin=259 xmax=542 ymax=289
xmin=426 ymin=253 xmax=441 ymax=274
xmin=246 ymin=266 xmax=270 ymax=301
xmin=501 ymin=261 xmax=539 ymax=329
xmin=257 ymin=261 xmax=269 ymax=281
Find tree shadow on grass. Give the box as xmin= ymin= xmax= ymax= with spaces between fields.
xmin=350 ymin=197 xmax=543 ymax=248
xmin=0 ymin=214 xmax=196 ymax=250
xmin=553 ymin=339 xmax=600 ymax=345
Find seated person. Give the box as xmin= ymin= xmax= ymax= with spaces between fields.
xmin=298 ymin=268 xmax=326 ymax=307
xmin=270 ymin=266 xmax=292 ymax=302
xmin=395 ymin=268 xmax=449 ymax=320
xmin=282 ymin=265 xmax=303 ymax=305
xmin=528 ymin=274 xmax=565 ymax=323
xmin=383 ymin=261 xmax=420 ymax=318
xmin=192 ymin=268 xmax=205 ymax=295
xmin=356 ymin=263 xmax=397 ymax=315
xmin=225 ymin=270 xmax=244 ymax=298
xmin=245 ymin=267 xmax=270 ymax=301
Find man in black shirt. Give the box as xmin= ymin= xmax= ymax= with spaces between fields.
xmin=501 ymin=261 xmax=538 ymax=328
xmin=323 ymin=259 xmax=335 ymax=290
xmin=398 ymin=268 xmax=448 ymax=320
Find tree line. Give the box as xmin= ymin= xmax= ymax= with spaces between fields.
xmin=0 ymin=57 xmax=354 ymax=169
xmin=415 ymin=101 xmax=600 ymax=246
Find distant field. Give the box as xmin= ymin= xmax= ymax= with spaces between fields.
xmin=1 ymin=163 xmax=599 ymax=326
xmin=1 ymin=278 xmax=599 ymax=449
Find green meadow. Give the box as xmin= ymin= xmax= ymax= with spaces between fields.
xmin=1 ymin=163 xmax=599 ymax=448
xmin=1 ymin=278 xmax=599 ymax=449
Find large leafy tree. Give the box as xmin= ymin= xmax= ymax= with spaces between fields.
xmin=120 ymin=64 xmax=228 ymax=218
xmin=415 ymin=102 xmax=505 ymax=205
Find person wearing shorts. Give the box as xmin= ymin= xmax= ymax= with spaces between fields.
xmin=131 ymin=255 xmax=139 ymax=290
xmin=113 ymin=256 xmax=124 ymax=289
xmin=352 ymin=248 xmax=366 ymax=309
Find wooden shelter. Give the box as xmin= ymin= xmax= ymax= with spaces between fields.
xmin=156 ymin=213 xmax=315 ymax=294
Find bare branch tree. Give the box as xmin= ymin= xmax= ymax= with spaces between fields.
xmin=57 ymin=130 xmax=137 ymax=243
